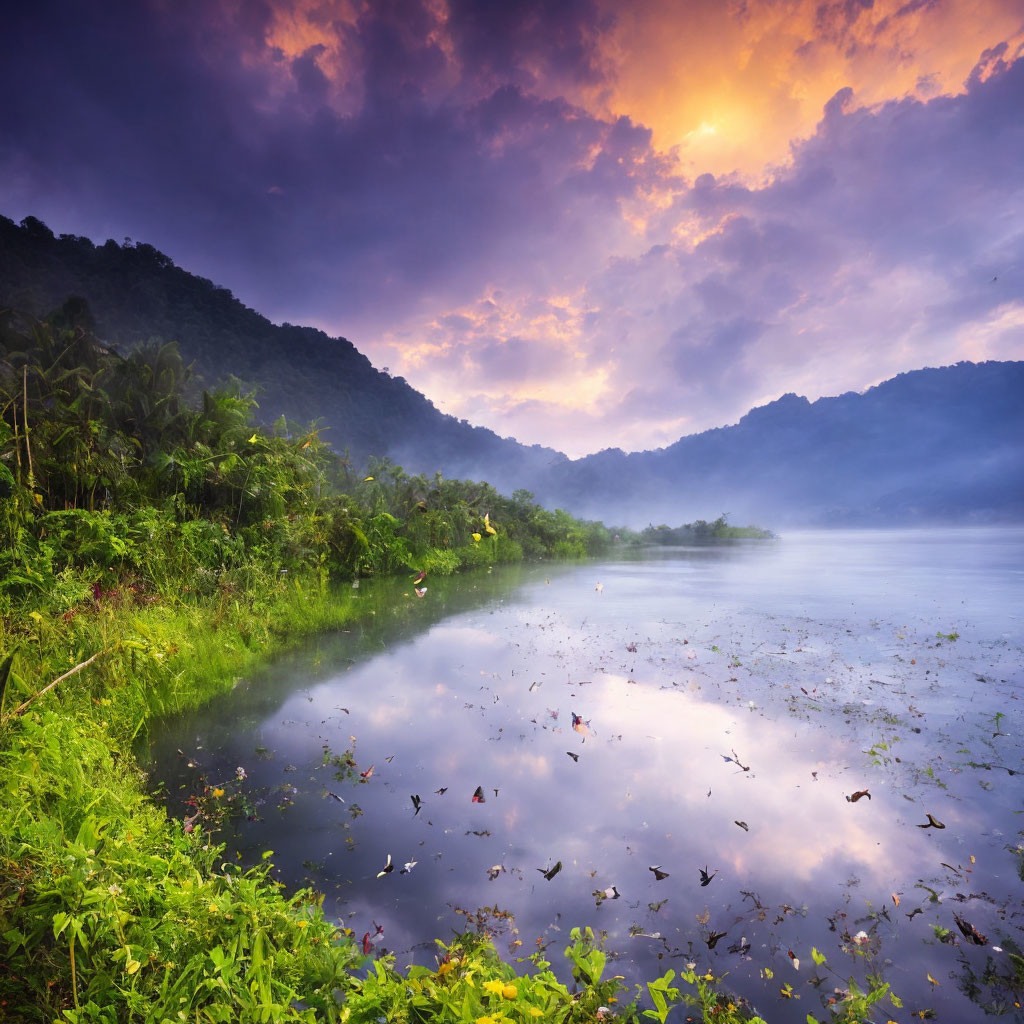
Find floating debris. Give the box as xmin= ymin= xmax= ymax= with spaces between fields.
xmin=953 ymin=913 xmax=988 ymax=945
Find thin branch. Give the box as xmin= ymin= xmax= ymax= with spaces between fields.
xmin=5 ymin=651 xmax=106 ymax=720
xmin=22 ymin=364 xmax=35 ymax=489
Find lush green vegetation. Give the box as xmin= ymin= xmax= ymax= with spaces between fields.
xmin=0 ymin=308 xmax=889 ymax=1023
xmin=0 ymin=307 xmax=609 ymax=1022
xmin=640 ymin=516 xmax=776 ymax=545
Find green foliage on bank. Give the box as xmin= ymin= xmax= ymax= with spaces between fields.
xmin=640 ymin=516 xmax=776 ymax=545
xmin=0 ymin=305 xmax=610 ymax=613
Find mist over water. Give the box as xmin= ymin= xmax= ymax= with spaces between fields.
xmin=148 ymin=527 xmax=1024 ymax=1022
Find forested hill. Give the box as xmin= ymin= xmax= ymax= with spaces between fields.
xmin=3 ymin=214 xmax=1022 ymax=527
xmin=533 ymin=361 xmax=1024 ymax=526
xmin=0 ymin=214 xmax=564 ymax=492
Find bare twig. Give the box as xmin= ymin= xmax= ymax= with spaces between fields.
xmin=22 ymin=364 xmax=35 ymax=489
xmin=5 ymin=651 xmax=105 ymax=720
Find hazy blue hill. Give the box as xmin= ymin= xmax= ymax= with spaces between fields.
xmin=0 ymin=214 xmax=565 ymax=491
xmin=536 ymin=362 xmax=1024 ymax=526
xmin=2 ymin=213 xmax=1021 ymax=526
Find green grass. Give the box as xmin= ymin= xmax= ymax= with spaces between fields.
xmin=0 ymin=571 xmax=367 ymax=1022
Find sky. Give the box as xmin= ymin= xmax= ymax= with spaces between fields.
xmin=2 ymin=0 xmax=1023 ymax=457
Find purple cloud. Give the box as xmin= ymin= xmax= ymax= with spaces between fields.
xmin=0 ymin=0 xmax=1022 ymax=456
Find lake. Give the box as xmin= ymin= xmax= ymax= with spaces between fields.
xmin=146 ymin=527 xmax=1024 ymax=1022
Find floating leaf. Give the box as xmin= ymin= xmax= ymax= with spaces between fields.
xmin=917 ymin=813 xmax=945 ymax=829
xmin=593 ymin=886 xmax=620 ymax=905
xmin=649 ymin=865 xmax=670 ymax=881
xmin=410 ymin=794 xmax=421 ymax=815
xmin=953 ymin=913 xmax=987 ymax=945
xmin=362 ymin=922 xmax=384 ymax=953
xmin=735 ymin=820 xmax=749 ymax=832
xmin=706 ymin=930 xmax=727 ymax=949
xmin=472 ymin=786 xmax=486 ymax=803
xmin=846 ymin=789 xmax=871 ymax=803
xmin=699 ymin=866 xmax=717 ymax=887
xmin=538 ymin=861 xmax=562 ymax=880
xmin=566 ymin=751 xmax=580 ymax=762
xmin=376 ymin=854 xmax=393 ymax=878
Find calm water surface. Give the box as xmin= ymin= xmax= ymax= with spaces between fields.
xmin=147 ymin=528 xmax=1024 ymax=1022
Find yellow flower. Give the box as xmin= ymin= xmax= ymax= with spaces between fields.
xmin=502 ymin=984 xmax=517 ymax=999
xmin=529 ymin=1010 xmax=543 ymax=1018
xmin=211 ymin=788 xmax=225 ymax=798
xmin=472 ymin=533 xmax=482 ymax=542
xmin=437 ymin=961 xmax=454 ymax=976
xmin=476 ymin=1017 xmax=497 ymax=1024
xmin=296 ymin=920 xmax=309 ymax=929
xmin=483 ymin=980 xmax=505 ymax=996
xmin=208 ymin=903 xmax=219 ymax=913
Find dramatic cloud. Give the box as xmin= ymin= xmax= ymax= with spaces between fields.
xmin=1 ymin=0 xmax=1022 ymax=455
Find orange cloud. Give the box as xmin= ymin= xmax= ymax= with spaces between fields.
xmin=574 ymin=0 xmax=1024 ymax=180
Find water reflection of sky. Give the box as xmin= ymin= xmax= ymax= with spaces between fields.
xmin=148 ymin=529 xmax=1024 ymax=1023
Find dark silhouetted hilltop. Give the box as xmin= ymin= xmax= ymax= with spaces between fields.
xmin=0 ymin=214 xmax=565 ymax=492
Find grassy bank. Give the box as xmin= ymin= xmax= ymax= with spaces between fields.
xmin=0 ymin=570 xmax=373 ymax=1021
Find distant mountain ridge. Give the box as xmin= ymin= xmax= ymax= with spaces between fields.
xmin=2 ymin=213 xmax=1022 ymax=526
xmin=534 ymin=362 xmax=1024 ymax=525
